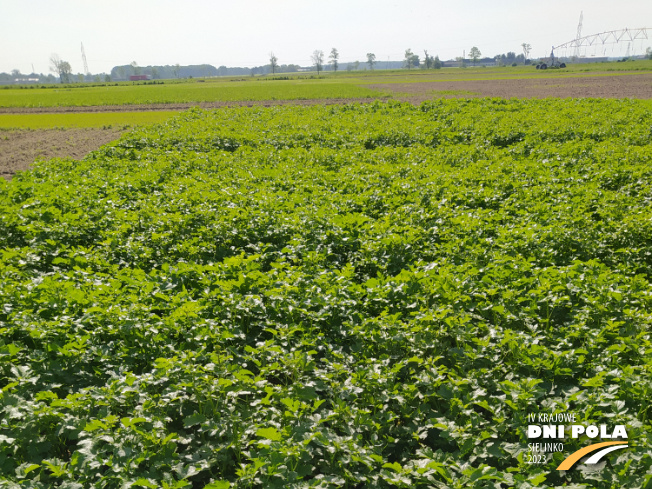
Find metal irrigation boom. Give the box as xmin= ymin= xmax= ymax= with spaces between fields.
xmin=554 ymin=27 xmax=650 ymax=55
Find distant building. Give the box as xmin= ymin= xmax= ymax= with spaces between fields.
xmin=12 ymin=78 xmax=40 ymax=84
xmin=129 ymin=75 xmax=152 ymax=81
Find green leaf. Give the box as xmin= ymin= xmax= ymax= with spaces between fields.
xmin=133 ymin=479 xmax=158 ymax=488
xmin=17 ymin=463 xmax=41 ymax=477
xmin=83 ymin=419 xmax=107 ymax=432
xmin=531 ymin=473 xmax=547 ymax=486
xmin=121 ymin=417 xmax=147 ymax=428
xmin=382 ymin=462 xmax=403 ymax=473
xmin=205 ymin=482 xmax=231 ymax=489
xmin=183 ymin=413 xmax=207 ymax=427
xmin=256 ymin=427 xmax=282 ymax=441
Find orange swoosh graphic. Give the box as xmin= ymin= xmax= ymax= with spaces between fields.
xmin=557 ymin=441 xmax=628 ymax=471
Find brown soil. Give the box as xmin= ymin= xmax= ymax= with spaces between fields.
xmin=1 ymin=128 xmax=124 ymax=180
xmin=366 ymin=72 xmax=652 ymax=102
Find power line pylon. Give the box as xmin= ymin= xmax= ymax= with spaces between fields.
xmin=574 ymin=12 xmax=583 ymax=58
xmin=81 ymin=42 xmax=90 ymax=76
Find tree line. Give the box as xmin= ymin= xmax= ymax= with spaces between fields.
xmin=270 ymin=48 xmax=444 ymax=74
xmin=21 ymin=40 xmax=647 ymax=85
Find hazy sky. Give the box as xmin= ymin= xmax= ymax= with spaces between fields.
xmin=2 ymin=0 xmax=651 ymax=74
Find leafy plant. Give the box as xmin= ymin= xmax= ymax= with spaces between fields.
xmin=1 ymin=99 xmax=651 ymax=487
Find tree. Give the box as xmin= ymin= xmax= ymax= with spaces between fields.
xmin=404 ymin=49 xmax=419 ymax=69
xmin=269 ymin=52 xmax=278 ymax=74
xmin=329 ymin=48 xmax=339 ymax=72
xmin=366 ymin=53 xmax=376 ymax=70
xmin=646 ymin=46 xmax=652 ymax=60
xmin=424 ymin=50 xmax=432 ymax=69
xmin=50 ymin=54 xmax=72 ymax=83
xmin=312 ymin=50 xmax=324 ymax=74
xmin=522 ymin=43 xmax=532 ymax=61
xmin=469 ymin=46 xmax=482 ymax=66
xmin=433 ymin=55 xmax=443 ymax=69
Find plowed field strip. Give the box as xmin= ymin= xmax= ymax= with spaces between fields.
xmin=367 ymin=73 xmax=652 ymax=101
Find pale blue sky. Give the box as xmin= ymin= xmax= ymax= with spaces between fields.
xmin=2 ymin=0 xmax=651 ymax=74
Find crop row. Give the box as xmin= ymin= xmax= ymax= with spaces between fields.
xmin=0 ymin=80 xmax=384 ymax=108
xmin=1 ymin=99 xmax=651 ymax=488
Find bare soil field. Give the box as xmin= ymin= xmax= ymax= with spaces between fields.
xmin=2 ymin=72 xmax=651 ymax=180
xmin=0 ymin=128 xmax=124 ymax=180
xmin=367 ymin=72 xmax=652 ymax=102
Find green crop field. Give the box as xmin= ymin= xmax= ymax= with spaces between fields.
xmin=0 ymin=78 xmax=387 ymax=108
xmin=1 ymin=99 xmax=652 ymax=488
xmin=1 ymin=60 xmax=650 ymax=109
xmin=0 ymin=111 xmax=180 ymax=130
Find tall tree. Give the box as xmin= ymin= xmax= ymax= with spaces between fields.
xmin=49 ymin=54 xmax=72 ymax=83
xmin=521 ymin=43 xmax=532 ymax=61
xmin=366 ymin=53 xmax=376 ymax=70
xmin=469 ymin=46 xmax=482 ymax=66
xmin=311 ymin=50 xmax=324 ymax=74
xmin=424 ymin=50 xmax=432 ymax=69
xmin=269 ymin=52 xmax=278 ymax=74
xmin=329 ymin=48 xmax=339 ymax=72
xmin=404 ymin=49 xmax=416 ymax=69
